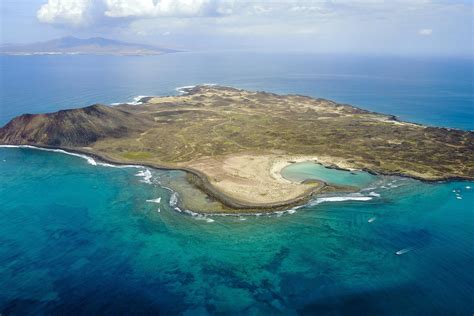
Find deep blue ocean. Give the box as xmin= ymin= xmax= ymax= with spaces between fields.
xmin=0 ymin=53 xmax=473 ymax=315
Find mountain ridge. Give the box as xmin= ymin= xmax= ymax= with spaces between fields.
xmin=0 ymin=36 xmax=179 ymax=56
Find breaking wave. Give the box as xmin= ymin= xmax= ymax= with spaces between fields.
xmin=1 ymin=145 xmax=213 ymax=223
xmin=310 ymin=196 xmax=373 ymax=206
xmin=110 ymin=95 xmax=149 ymax=106
xmin=1 ymin=145 xmax=99 ymax=165
xmin=146 ymin=197 xmax=161 ymax=204
xmin=0 ymin=145 xmax=143 ymax=169
xmin=175 ymin=85 xmax=196 ymax=94
xmin=175 ymin=83 xmax=217 ymax=95
xmin=2 ymin=145 xmax=419 ymax=221
xmin=169 ymin=192 xmax=179 ymax=208
xmin=183 ymin=209 xmax=215 ymax=223
xmin=135 ymin=169 xmax=152 ymax=184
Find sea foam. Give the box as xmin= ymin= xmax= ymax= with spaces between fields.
xmin=310 ymin=196 xmax=372 ymax=206
xmin=146 ymin=197 xmax=161 ymax=204
xmin=169 ymin=192 xmax=179 ymax=208
xmin=183 ymin=209 xmax=215 ymax=223
xmin=1 ymin=145 xmax=99 ymax=165
xmin=175 ymin=85 xmax=196 ymax=94
xmin=175 ymin=83 xmax=217 ymax=95
xmin=111 ymin=95 xmax=149 ymax=106
xmin=0 ymin=145 xmax=142 ymax=169
xmin=135 ymin=169 xmax=152 ymax=184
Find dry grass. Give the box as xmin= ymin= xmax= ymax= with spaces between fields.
xmin=2 ymin=85 xmax=473 ymax=210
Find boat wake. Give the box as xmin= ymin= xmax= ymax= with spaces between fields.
xmin=395 ymin=247 xmax=414 ymax=255
xmin=368 ymin=217 xmax=377 ymax=223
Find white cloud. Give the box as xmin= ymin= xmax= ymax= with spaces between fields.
xmin=37 ymin=0 xmax=235 ymax=26
xmin=37 ymin=0 xmax=91 ymax=25
xmin=36 ymin=0 xmax=440 ymax=26
xmin=418 ymin=28 xmax=433 ymax=35
xmin=35 ymin=0 xmax=467 ymax=57
xmin=104 ymin=0 xmax=234 ymax=18
xmin=103 ymin=0 xmax=154 ymax=18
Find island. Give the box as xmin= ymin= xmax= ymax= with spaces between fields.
xmin=1 ymin=85 xmax=473 ymax=213
xmin=0 ymin=36 xmax=178 ymax=56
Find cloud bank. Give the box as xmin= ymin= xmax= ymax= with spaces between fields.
xmin=37 ymin=0 xmax=92 ymax=25
xmin=33 ymin=0 xmax=472 ymax=56
xmin=35 ymin=0 xmax=464 ymax=27
xmin=104 ymin=0 xmax=234 ymax=18
xmin=36 ymin=0 xmax=236 ymax=25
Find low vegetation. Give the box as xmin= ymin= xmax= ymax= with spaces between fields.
xmin=1 ymin=85 xmax=473 ymax=211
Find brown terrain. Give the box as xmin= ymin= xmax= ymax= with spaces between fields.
xmin=1 ymin=85 xmax=473 ymax=212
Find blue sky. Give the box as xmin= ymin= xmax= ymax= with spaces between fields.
xmin=1 ymin=0 xmax=472 ymax=56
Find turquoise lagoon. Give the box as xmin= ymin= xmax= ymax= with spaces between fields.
xmin=281 ymin=162 xmax=376 ymax=188
xmin=1 ymin=53 xmax=473 ymax=314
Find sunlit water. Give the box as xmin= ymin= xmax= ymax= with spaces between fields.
xmin=0 ymin=53 xmax=473 ymax=314
xmin=1 ymin=53 xmax=473 ymax=129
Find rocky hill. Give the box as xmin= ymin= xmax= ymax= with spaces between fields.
xmin=0 ymin=104 xmax=151 ymax=146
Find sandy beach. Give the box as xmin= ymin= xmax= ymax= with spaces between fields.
xmin=183 ymin=154 xmax=331 ymax=206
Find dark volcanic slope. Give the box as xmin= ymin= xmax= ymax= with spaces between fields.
xmin=0 ymin=104 xmax=151 ymax=146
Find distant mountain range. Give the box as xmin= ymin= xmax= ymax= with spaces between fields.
xmin=0 ymin=36 xmax=178 ymax=56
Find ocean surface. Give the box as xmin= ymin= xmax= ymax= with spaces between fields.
xmin=0 ymin=53 xmax=473 ymax=315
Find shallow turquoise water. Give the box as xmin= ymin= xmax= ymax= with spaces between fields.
xmin=281 ymin=162 xmax=376 ymax=187
xmin=1 ymin=147 xmax=473 ymax=314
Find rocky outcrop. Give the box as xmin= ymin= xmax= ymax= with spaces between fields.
xmin=0 ymin=104 xmax=151 ymax=146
